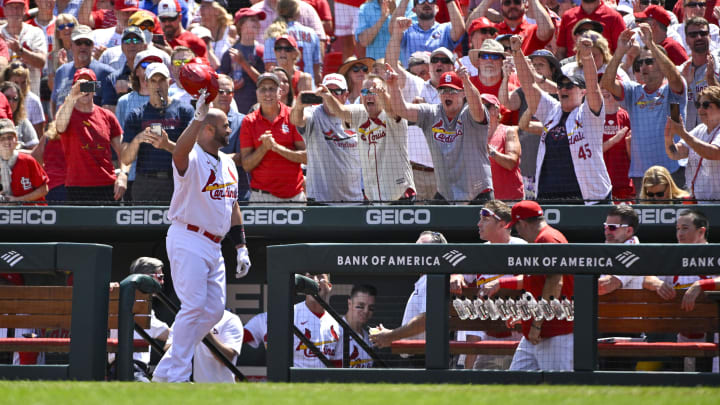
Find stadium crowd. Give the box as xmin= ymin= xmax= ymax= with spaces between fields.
xmin=1 ymin=0 xmax=720 ymax=205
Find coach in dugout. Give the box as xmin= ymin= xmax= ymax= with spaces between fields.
xmin=481 ymin=200 xmax=574 ymax=371
xmin=511 ymin=34 xmax=612 ymax=204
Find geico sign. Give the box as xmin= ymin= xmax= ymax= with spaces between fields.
xmin=116 ymin=209 xmax=170 ymax=225
xmin=634 ymin=207 xmax=678 ymax=224
xmin=0 ymin=209 xmax=56 ymax=224
xmin=366 ymin=209 xmax=431 ymax=225
xmin=243 ymin=209 xmax=303 ymax=225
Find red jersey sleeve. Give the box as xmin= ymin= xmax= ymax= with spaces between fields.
xmin=521 ymin=24 xmax=551 ymax=55
xmin=0 ymin=92 xmax=13 ymax=121
xmin=28 ymin=157 xmax=50 ymax=188
xmin=239 ymin=115 xmax=255 ymax=149
xmin=0 ymin=37 xmax=9 ymax=60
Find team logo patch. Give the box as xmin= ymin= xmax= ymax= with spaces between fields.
xmin=445 ymin=74 xmax=452 ymax=83
xmin=201 ymin=169 xmax=238 ymax=200
xmin=282 ymin=124 xmax=289 ymax=133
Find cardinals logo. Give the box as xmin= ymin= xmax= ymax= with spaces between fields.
xmin=431 ymin=120 xmax=460 ymax=143
xmin=201 ymin=169 xmax=238 ymax=200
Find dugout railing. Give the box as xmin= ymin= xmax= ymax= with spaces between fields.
xmin=266 ymin=243 xmax=720 ymax=386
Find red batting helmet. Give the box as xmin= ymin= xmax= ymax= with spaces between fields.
xmin=179 ymin=58 xmax=219 ymax=102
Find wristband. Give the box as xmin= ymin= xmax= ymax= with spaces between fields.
xmin=498 ymin=277 xmax=519 ymax=290
xmin=699 ymin=278 xmax=716 ymax=291
xmin=228 ymin=224 xmax=246 ymax=246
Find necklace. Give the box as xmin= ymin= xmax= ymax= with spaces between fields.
xmin=203 ymin=149 xmax=221 ymax=173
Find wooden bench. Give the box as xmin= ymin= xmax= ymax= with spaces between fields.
xmin=0 ymin=286 xmax=152 ymax=354
xmin=392 ymin=289 xmax=719 ymax=361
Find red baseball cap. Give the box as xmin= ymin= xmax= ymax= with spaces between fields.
xmin=234 ymin=8 xmax=267 ymax=24
xmin=480 ymin=93 xmax=500 ymax=108
xmin=275 ymin=34 xmax=298 ymax=50
xmin=505 ymin=200 xmax=544 ymax=228
xmin=73 ymin=68 xmax=97 ymax=83
xmin=0 ymin=273 xmax=24 ymax=286
xmin=438 ymin=71 xmax=463 ymax=90
xmin=634 ymin=5 xmax=671 ymax=27
xmin=4 ymin=0 xmax=27 ymax=6
xmin=468 ymin=17 xmax=497 ymax=37
xmin=115 ymin=0 xmax=139 ymax=11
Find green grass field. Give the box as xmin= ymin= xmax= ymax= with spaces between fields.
xmin=1 ymin=382 xmax=719 ymax=405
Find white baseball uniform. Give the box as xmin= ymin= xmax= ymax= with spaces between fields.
xmin=153 ymin=143 xmax=240 ymax=383
xmin=243 ymin=312 xmax=268 ymax=350
xmin=336 ymin=316 xmax=373 ymax=368
xmin=293 ymin=302 xmax=342 ymax=368
xmin=166 ymin=310 xmax=244 ymax=383
xmin=604 ymin=236 xmax=644 ymax=289
xmin=108 ymin=310 xmax=170 ymax=365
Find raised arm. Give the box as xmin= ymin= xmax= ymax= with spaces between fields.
xmin=173 ymin=94 xmax=212 ymax=175
xmin=510 ymin=36 xmax=542 ymax=116
xmin=386 ymin=64 xmax=421 ymax=122
xmin=387 ymin=17 xmax=413 ymax=89
xmin=458 ymin=62 xmax=485 ymax=123
xmin=601 ymin=29 xmax=635 ymax=100
xmin=498 ymin=59 xmax=521 ymax=111
xmin=489 ymin=126 xmax=521 ymax=170
xmin=358 ymin=0 xmax=393 ymax=47
xmin=447 ymin=0 xmax=466 ymax=43
xmin=639 ymin=23 xmax=685 ymax=94
xmin=577 ymin=37 xmax=602 ymax=115
xmin=664 ymin=118 xmax=690 ymax=160
xmin=526 ymin=0 xmax=554 ymax=42
xmin=319 ymin=85 xmax=353 ymax=123
xmin=55 ymin=81 xmax=82 ymax=134
xmin=668 ymin=117 xmax=720 ymax=160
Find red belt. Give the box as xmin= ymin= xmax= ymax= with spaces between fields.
xmin=186 ymin=224 xmax=223 ymax=243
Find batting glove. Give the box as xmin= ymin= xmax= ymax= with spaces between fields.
xmin=194 ymin=90 xmax=210 ymax=121
xmin=236 ymin=246 xmax=251 ymax=278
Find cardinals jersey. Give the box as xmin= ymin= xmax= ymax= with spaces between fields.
xmin=168 ymin=143 xmax=239 ymax=236
xmin=336 ymin=316 xmax=373 ymax=368
xmin=244 ymin=312 xmax=268 ymax=350
xmin=293 ymin=302 xmax=341 ymax=368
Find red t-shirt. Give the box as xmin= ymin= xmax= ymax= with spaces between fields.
xmin=0 ymin=92 xmax=13 ymax=121
xmin=495 ymin=18 xmax=552 ymax=55
xmin=169 ymin=30 xmax=208 ymax=60
xmin=488 ymin=124 xmax=523 ymax=200
xmin=92 ymin=9 xmax=118 ymax=29
xmin=603 ymin=109 xmax=634 ymax=200
xmin=239 ymin=103 xmax=304 ymax=198
xmin=469 ymin=74 xmax=520 ymax=125
xmin=521 ymin=225 xmax=574 ymax=339
xmin=557 ymin=2 xmax=626 ymax=56
xmin=0 ymin=36 xmax=8 ymax=60
xmin=59 ymin=106 xmax=122 ymax=187
xmin=660 ymin=37 xmax=689 ymax=65
xmin=43 ymin=138 xmax=67 ymax=190
xmin=672 ymin=0 xmax=719 ymax=25
xmin=9 ymin=153 xmax=49 ymax=205
xmin=302 ymin=0 xmax=333 ymax=35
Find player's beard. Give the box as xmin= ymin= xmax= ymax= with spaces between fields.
xmin=214 ymin=127 xmax=229 ymax=147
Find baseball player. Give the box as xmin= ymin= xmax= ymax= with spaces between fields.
xmin=152 ymin=92 xmax=252 ymax=383
xmin=339 ymin=284 xmax=377 ymax=368
xmin=598 ymin=205 xmax=643 ymax=295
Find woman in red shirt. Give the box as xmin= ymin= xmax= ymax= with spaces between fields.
xmin=0 ymin=118 xmax=48 ymax=205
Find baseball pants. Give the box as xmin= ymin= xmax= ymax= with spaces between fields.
xmin=153 ymin=224 xmax=226 ymax=382
xmin=509 ymin=333 xmax=574 ymax=371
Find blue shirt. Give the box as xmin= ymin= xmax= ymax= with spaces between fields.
xmin=51 ymin=60 xmax=115 ymax=107
xmin=117 ymin=91 xmax=150 ymax=182
xmin=620 ymin=80 xmax=687 ymax=177
xmin=54 ymin=0 xmax=82 ymax=17
xmin=141 ymin=0 xmax=190 ymax=28
xmin=123 ymin=99 xmax=195 ymax=173
xmin=101 ymin=64 xmax=132 ymax=107
xmin=356 ymin=0 xmax=416 ymax=61
xmin=220 ymin=108 xmax=251 ymax=201
xmin=401 ymin=21 xmax=459 ymax=68
xmin=219 ymin=42 xmax=264 ymax=114
xmin=263 ymin=21 xmax=321 ymax=86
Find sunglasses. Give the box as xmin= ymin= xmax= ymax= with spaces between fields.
xmin=58 ymin=22 xmax=75 ymax=30
xmin=138 ymin=23 xmax=155 ymax=31
xmin=502 ymin=0 xmax=522 ymax=5
xmin=557 ymin=81 xmax=578 ymax=90
xmin=415 ymin=0 xmax=437 ymax=4
xmin=687 ymin=30 xmax=709 ymax=38
xmin=479 ymin=28 xmax=497 ymax=35
xmin=4 ymin=95 xmax=19 ymax=101
xmin=9 ymin=61 xmax=27 ymax=69
xmin=74 ymin=40 xmax=93 ymax=47
xmin=603 ymin=223 xmax=629 ymax=231
xmin=153 ymin=273 xmax=165 ymax=280
xmin=274 ymin=45 xmax=296 ymax=53
xmin=360 ymin=88 xmax=376 ymax=96
xmin=122 ymin=37 xmax=144 ymax=44
xmin=351 ymin=64 xmax=369 ymax=73
xmin=438 ymin=87 xmax=461 ymax=94
xmin=639 ymin=0 xmax=661 ymax=4
xmin=645 ymin=189 xmax=667 ymax=197
xmin=139 ymin=61 xmax=154 ymax=69
xmin=430 ymin=56 xmax=452 ymax=64
xmin=480 ymin=208 xmax=502 ymax=221
xmin=329 ymin=88 xmax=346 ymax=95
xmin=635 ymin=58 xmax=655 ymax=66
xmin=217 ymin=89 xmax=233 ymax=95
xmin=685 ymin=0 xmax=705 ymax=5
xmin=478 ymin=53 xmax=503 ymax=60
xmin=159 ymin=16 xmax=178 ymax=22
xmin=172 ymin=58 xmax=192 ymax=66
xmin=695 ymin=100 xmax=717 ymax=109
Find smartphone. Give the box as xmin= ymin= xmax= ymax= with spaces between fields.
xmin=79 ymin=81 xmax=97 ymax=93
xmin=152 ymin=34 xmax=165 ymax=45
xmin=300 ymin=93 xmax=323 ymax=105
xmin=151 ymin=123 xmax=162 ymax=137
xmin=670 ymin=103 xmax=680 ymax=123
